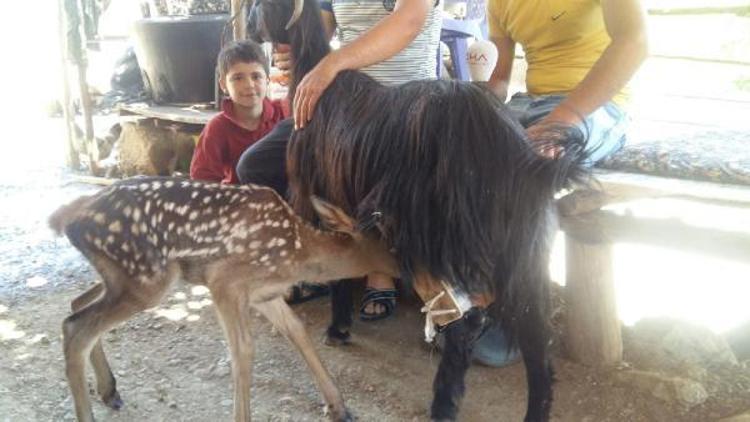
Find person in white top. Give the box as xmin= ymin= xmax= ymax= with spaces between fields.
xmin=238 ymin=0 xmax=443 ymax=320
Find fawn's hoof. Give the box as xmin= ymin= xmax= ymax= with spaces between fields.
xmin=102 ymin=390 xmax=123 ymax=410
xmin=325 ymin=326 xmax=351 ymax=346
xmin=332 ymin=408 xmax=354 ymax=422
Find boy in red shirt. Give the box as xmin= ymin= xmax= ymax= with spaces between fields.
xmin=190 ymin=40 xmax=287 ymax=184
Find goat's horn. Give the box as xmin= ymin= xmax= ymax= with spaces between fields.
xmin=285 ymin=0 xmax=304 ymax=29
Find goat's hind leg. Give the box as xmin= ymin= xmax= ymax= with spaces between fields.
xmin=517 ymin=299 xmax=554 ymax=422
xmin=70 ymin=283 xmax=123 ymax=410
xmin=254 ymin=297 xmax=352 ymax=422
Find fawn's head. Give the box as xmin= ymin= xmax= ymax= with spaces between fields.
xmin=310 ymin=196 xmax=399 ymax=280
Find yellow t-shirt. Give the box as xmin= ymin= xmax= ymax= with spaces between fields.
xmin=488 ymin=0 xmax=628 ymax=104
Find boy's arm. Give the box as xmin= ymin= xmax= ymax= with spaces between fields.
xmin=190 ymin=125 xmax=227 ymax=183
xmin=293 ymin=0 xmax=433 ymax=128
xmin=535 ymin=0 xmax=648 ymax=126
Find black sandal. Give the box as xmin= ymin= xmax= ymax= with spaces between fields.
xmin=285 ymin=283 xmax=330 ymax=305
xmin=359 ymin=287 xmax=397 ymax=322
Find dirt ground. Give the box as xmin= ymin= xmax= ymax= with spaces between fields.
xmin=1 ymin=120 xmax=749 ymax=422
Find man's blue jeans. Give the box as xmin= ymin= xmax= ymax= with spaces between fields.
xmin=506 ymin=93 xmax=628 ymax=165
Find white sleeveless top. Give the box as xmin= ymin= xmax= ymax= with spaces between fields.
xmin=321 ymin=0 xmax=443 ymax=86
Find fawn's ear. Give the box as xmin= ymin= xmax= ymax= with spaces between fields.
xmin=310 ymin=196 xmax=356 ymax=235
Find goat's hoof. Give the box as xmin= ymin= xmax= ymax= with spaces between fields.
xmin=324 ymin=327 xmax=351 ymax=346
xmin=102 ymin=390 xmax=123 ymax=410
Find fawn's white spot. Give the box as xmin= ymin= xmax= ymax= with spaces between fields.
xmin=249 ymin=241 xmax=261 ymax=250
xmin=133 ymin=208 xmax=142 ymax=222
xmin=108 ymin=220 xmax=122 ymax=233
xmin=189 ymin=210 xmax=198 ymax=220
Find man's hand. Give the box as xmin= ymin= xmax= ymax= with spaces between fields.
xmin=525 ymin=117 xmax=578 ymax=159
xmin=293 ymin=54 xmax=340 ymax=129
xmin=272 ymin=44 xmax=293 ymax=86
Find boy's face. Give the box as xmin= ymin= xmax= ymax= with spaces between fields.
xmin=220 ymin=61 xmax=269 ymax=110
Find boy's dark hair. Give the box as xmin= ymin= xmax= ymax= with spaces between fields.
xmin=216 ymin=40 xmax=269 ymax=79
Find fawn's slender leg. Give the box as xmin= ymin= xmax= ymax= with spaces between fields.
xmin=254 ymin=297 xmax=351 ymax=422
xmin=70 ymin=283 xmax=122 ymax=409
xmin=210 ymin=283 xmax=255 ymax=422
xmin=63 ymin=258 xmax=174 ymax=422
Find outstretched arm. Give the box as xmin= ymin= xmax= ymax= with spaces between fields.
xmin=293 ymin=0 xmax=433 ymax=128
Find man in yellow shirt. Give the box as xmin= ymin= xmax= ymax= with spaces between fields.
xmin=473 ymin=0 xmax=648 ymax=367
xmin=488 ymin=0 xmax=648 ymax=163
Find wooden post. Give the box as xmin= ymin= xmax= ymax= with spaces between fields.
xmin=231 ymin=0 xmax=247 ymax=41
xmin=58 ymin=0 xmax=79 ymax=169
xmin=564 ymin=219 xmax=622 ymax=366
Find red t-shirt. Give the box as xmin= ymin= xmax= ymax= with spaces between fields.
xmin=190 ymin=98 xmax=288 ymax=184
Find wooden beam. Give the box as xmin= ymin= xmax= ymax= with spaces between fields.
xmin=592 ymin=170 xmax=750 ymax=208
xmin=231 ymin=0 xmax=247 ymax=41
xmin=561 ymin=210 xmax=750 ymax=263
xmin=58 ymin=0 xmax=79 ymax=169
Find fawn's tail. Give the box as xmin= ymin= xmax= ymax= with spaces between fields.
xmin=48 ymin=195 xmax=94 ymax=236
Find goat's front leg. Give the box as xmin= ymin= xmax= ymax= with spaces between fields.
xmin=253 ymin=297 xmax=352 ymax=422
xmin=430 ymin=308 xmax=487 ymax=422
xmin=210 ymin=284 xmax=254 ymax=422
xmin=326 ymin=279 xmax=354 ymax=345
xmin=70 ymin=283 xmax=123 ymax=410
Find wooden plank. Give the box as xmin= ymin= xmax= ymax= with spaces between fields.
xmin=591 ymin=170 xmax=750 ymax=208
xmin=71 ymin=175 xmax=117 ymax=186
xmin=560 ymin=209 xmax=750 ymax=263
xmin=120 ymin=103 xmax=218 ymax=125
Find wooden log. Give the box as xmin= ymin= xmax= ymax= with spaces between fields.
xmin=564 ymin=227 xmax=622 ymax=366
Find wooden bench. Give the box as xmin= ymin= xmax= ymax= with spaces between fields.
xmin=558 ymin=170 xmax=750 ymax=366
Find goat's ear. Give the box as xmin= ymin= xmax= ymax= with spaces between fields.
xmin=310 ymin=196 xmax=356 ymax=235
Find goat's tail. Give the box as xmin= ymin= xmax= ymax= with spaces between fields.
xmin=528 ymin=123 xmax=593 ymax=192
xmin=48 ymin=195 xmax=94 ymax=236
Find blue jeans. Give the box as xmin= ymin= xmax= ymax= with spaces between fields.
xmin=506 ymin=93 xmax=628 ymax=165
